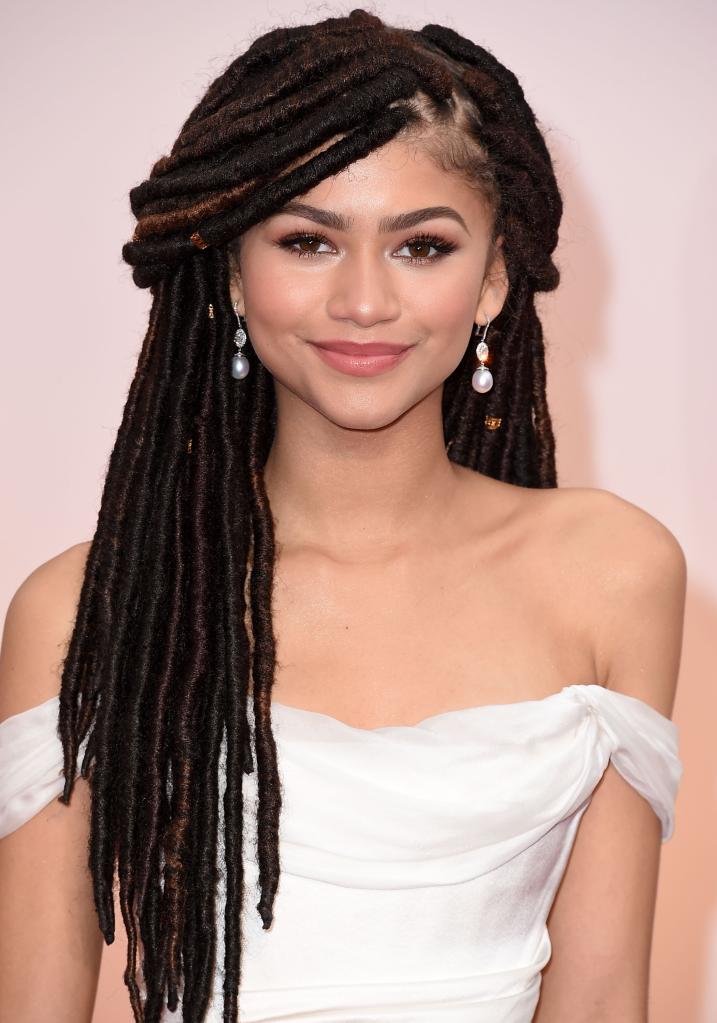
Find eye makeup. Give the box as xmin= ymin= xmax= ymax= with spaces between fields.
xmin=274 ymin=230 xmax=458 ymax=265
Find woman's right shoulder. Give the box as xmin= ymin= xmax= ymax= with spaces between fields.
xmin=0 ymin=539 xmax=93 ymax=724
xmin=0 ymin=538 xmax=105 ymax=1017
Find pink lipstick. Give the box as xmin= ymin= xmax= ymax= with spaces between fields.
xmin=309 ymin=339 xmax=414 ymax=377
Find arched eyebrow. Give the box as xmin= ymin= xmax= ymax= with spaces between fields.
xmin=273 ymin=201 xmax=471 ymax=236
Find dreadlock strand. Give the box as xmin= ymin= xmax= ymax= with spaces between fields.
xmin=117 ymin=256 xmax=219 ymax=1017
xmin=84 ymin=265 xmax=193 ymax=944
xmin=124 ymin=106 xmax=418 ymax=288
xmin=244 ymin=362 xmax=282 ymax=932
xmin=132 ymin=62 xmax=428 ymax=219
xmin=58 ymin=281 xmax=169 ymax=797
xmin=131 ymin=260 xmax=211 ymax=1015
xmin=146 ymin=44 xmax=454 ymax=211
xmin=187 ymin=105 xmax=419 ymax=250
xmin=165 ymin=46 xmax=408 ymax=171
xmin=179 ymin=17 xmax=371 ymax=131
xmin=497 ymin=287 xmax=536 ymax=483
xmin=530 ymin=312 xmax=557 ymax=486
xmin=159 ymin=260 xmax=219 ymax=1011
xmin=139 ymin=467 xmax=188 ymax=1022
xmin=201 ymin=255 xmax=254 ymax=1022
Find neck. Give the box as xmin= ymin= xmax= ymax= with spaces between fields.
xmin=261 ymin=384 xmax=473 ymax=563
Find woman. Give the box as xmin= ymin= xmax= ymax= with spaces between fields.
xmin=0 ymin=8 xmax=686 ymax=1022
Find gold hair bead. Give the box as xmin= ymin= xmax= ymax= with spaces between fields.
xmin=484 ymin=415 xmax=502 ymax=430
xmin=190 ymin=231 xmax=210 ymax=250
xmin=208 ymin=303 xmax=215 ymax=319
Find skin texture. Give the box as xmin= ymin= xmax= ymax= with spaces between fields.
xmin=0 ymin=136 xmax=686 ymax=1021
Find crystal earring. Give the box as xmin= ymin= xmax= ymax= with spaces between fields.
xmin=471 ymin=319 xmax=493 ymax=394
xmin=231 ymin=301 xmax=250 ymax=380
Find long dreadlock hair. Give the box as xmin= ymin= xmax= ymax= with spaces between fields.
xmin=56 ymin=9 xmax=563 ymax=1021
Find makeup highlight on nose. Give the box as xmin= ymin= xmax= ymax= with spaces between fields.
xmin=275 ymin=201 xmax=471 ymax=236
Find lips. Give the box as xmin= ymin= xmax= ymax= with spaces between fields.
xmin=310 ymin=340 xmax=411 ymax=355
xmin=309 ymin=340 xmax=414 ymax=377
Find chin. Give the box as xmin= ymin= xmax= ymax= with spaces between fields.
xmin=310 ymin=389 xmax=429 ymax=433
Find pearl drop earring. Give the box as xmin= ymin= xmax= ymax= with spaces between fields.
xmin=471 ymin=319 xmax=493 ymax=394
xmin=231 ymin=301 xmax=250 ymax=379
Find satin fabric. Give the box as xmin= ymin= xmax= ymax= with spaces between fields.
xmin=0 ymin=683 xmax=682 ymax=1022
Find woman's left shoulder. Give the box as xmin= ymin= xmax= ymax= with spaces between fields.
xmin=547 ymin=485 xmax=686 ymax=579
xmin=546 ymin=486 xmax=687 ymax=711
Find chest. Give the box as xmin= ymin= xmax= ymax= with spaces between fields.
xmin=265 ymin=531 xmax=596 ymax=728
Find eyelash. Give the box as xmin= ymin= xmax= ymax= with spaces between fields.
xmin=276 ymin=230 xmax=457 ymax=264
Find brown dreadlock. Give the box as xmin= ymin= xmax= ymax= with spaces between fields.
xmin=56 ymin=9 xmax=563 ymax=1021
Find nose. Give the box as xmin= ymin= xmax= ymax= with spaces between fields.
xmin=325 ymin=245 xmax=402 ymax=328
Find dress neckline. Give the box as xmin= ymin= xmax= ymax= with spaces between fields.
xmin=270 ymin=682 xmax=607 ymax=734
xmin=6 ymin=683 xmax=676 ymax=737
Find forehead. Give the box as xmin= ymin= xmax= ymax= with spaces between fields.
xmin=269 ymin=137 xmax=489 ymax=229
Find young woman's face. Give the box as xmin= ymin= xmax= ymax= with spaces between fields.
xmin=229 ymin=137 xmax=508 ymax=430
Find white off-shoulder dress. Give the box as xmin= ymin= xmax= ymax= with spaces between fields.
xmin=0 ymin=682 xmax=682 ymax=1022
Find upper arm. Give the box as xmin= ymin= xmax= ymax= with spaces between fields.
xmin=535 ymin=489 xmax=687 ymax=1021
xmin=0 ymin=540 xmax=103 ymax=1023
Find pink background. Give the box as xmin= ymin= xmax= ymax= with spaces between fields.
xmin=1 ymin=1 xmax=714 ymax=1019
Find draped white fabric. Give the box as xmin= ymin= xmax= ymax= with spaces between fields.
xmin=0 ymin=683 xmax=682 ymax=1022
xmin=0 ymin=694 xmax=90 ymax=839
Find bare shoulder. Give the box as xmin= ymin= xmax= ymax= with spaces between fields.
xmin=0 ymin=537 xmax=104 ymax=1018
xmin=0 ymin=539 xmax=93 ymax=722
xmin=542 ymin=484 xmax=686 ymax=569
xmin=543 ymin=485 xmax=687 ymax=714
xmin=488 ymin=477 xmax=686 ymax=578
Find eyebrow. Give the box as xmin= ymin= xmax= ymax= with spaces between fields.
xmin=274 ymin=200 xmax=471 ymax=236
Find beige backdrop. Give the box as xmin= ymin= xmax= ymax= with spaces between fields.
xmin=1 ymin=0 xmax=714 ymax=1020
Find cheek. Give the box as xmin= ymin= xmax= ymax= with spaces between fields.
xmin=411 ymin=274 xmax=480 ymax=355
xmin=235 ymin=255 xmax=318 ymax=383
xmin=410 ymin=269 xmax=482 ymax=381
xmin=239 ymin=254 xmax=319 ymax=336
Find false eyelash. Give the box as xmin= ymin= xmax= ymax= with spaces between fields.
xmin=276 ymin=230 xmax=457 ymax=263
xmin=404 ymin=232 xmax=458 ymax=257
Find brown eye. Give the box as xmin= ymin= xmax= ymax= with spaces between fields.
xmin=278 ymin=232 xmax=332 ymax=258
xmin=406 ymin=240 xmax=432 ymax=259
xmin=296 ymin=236 xmax=323 ymax=255
xmin=398 ymin=233 xmax=457 ymax=264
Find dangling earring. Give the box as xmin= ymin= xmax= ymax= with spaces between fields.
xmin=231 ymin=301 xmax=250 ymax=379
xmin=471 ymin=318 xmax=493 ymax=394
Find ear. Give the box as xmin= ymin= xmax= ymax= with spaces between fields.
xmin=227 ymin=244 xmax=246 ymax=316
xmin=475 ymin=235 xmax=509 ymax=326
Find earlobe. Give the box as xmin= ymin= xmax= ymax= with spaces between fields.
xmin=227 ymin=244 xmax=246 ymax=315
xmin=229 ymin=277 xmax=245 ymax=317
xmin=476 ymin=240 xmax=509 ymax=324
